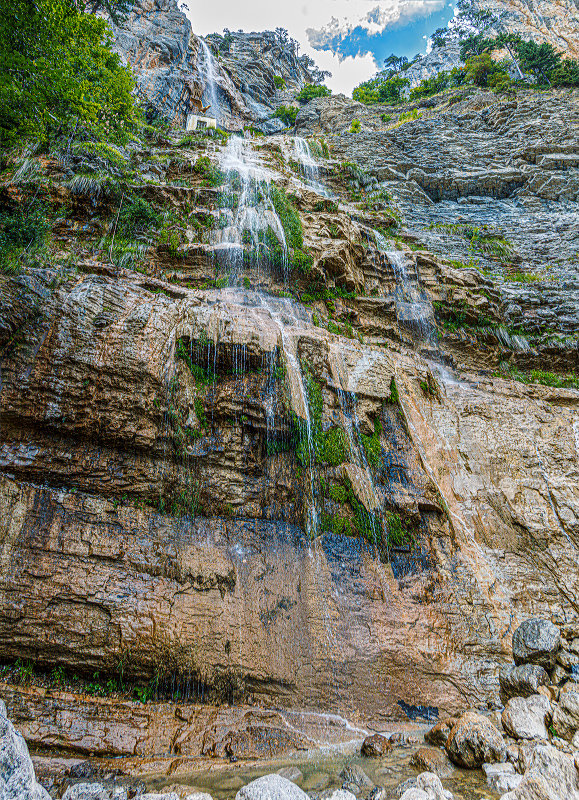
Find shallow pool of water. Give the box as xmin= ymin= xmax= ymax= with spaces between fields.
xmin=147 ymin=744 xmax=496 ymax=800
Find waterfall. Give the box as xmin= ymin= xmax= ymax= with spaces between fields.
xmin=291 ymin=136 xmax=330 ymax=197
xmin=217 ymin=136 xmax=289 ymax=284
xmin=374 ymin=232 xmax=436 ymax=347
xmin=198 ymin=38 xmax=220 ymax=121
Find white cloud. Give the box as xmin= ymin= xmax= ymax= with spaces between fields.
xmin=186 ymin=0 xmax=442 ymax=93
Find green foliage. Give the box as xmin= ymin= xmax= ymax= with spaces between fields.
xmin=270 ymin=186 xmax=303 ymax=250
xmin=349 ymin=119 xmax=361 ymax=133
xmin=0 ymin=0 xmax=138 ymax=146
xmin=352 ymin=74 xmax=409 ymax=105
xmin=329 ymin=484 xmax=348 ymax=504
xmin=465 ymin=53 xmax=510 ymax=87
xmin=193 ymin=156 xmax=224 ymax=186
xmin=273 ymin=106 xmax=298 ymax=127
xmin=321 ymin=426 xmax=348 ymax=466
xmin=361 ymin=419 xmax=383 ymax=470
xmin=14 ymin=658 xmax=34 ymax=685
xmin=0 ymin=201 xmax=49 ymax=274
xmin=385 ymin=512 xmax=414 ymax=548
xmin=118 ymin=197 xmax=159 ymax=235
xmin=296 ymin=84 xmax=331 ymax=103
xmin=292 ymin=248 xmax=313 ymax=273
xmin=273 ymin=75 xmax=286 ymax=90
xmin=388 ymin=376 xmax=399 ymax=405
xmin=497 ymin=365 xmax=579 ymax=390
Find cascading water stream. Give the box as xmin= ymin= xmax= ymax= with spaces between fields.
xmin=198 ymin=38 xmax=220 ymax=121
xmin=217 ymin=136 xmax=289 ymax=284
xmin=290 ymin=136 xmax=330 ymax=197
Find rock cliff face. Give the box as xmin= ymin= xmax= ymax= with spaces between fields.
xmin=110 ymin=1 xmax=315 ymax=131
xmin=1 ymin=24 xmax=579 ymax=771
xmin=481 ymin=0 xmax=579 ymax=58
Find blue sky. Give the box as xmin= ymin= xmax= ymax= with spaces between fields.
xmin=189 ymin=1 xmax=457 ymax=94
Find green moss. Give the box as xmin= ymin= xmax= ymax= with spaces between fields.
xmin=388 ymin=377 xmax=399 ymax=404
xmin=361 ymin=419 xmax=382 ymax=470
xmin=321 ymin=426 xmax=348 ymax=466
xmin=193 ymin=156 xmax=224 ymax=186
xmin=385 ymin=512 xmax=415 ymax=548
xmin=270 ymin=186 xmax=303 ymax=250
xmin=329 ymin=484 xmax=348 ymax=504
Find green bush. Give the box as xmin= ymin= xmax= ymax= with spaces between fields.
xmin=296 ymin=84 xmax=331 ymax=104
xmin=349 ymin=119 xmax=361 ymax=133
xmin=352 ymin=74 xmax=408 ymax=105
xmin=274 ymin=75 xmax=286 ymax=90
xmin=0 ymin=0 xmax=137 ymax=146
xmin=0 ymin=202 xmax=49 ymax=274
xmin=118 ymin=197 xmax=159 ymax=234
xmin=273 ymin=105 xmax=298 ymax=127
xmin=193 ymin=156 xmax=224 ymax=186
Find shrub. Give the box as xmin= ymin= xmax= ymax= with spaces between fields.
xmin=274 ymin=75 xmax=286 ymax=89
xmin=296 ymin=84 xmax=331 ymax=104
xmin=349 ymin=119 xmax=361 ymax=133
xmin=193 ymin=156 xmax=224 ymax=186
xmin=118 ymin=197 xmax=159 ymax=234
xmin=0 ymin=202 xmax=49 ymax=274
xmin=273 ymin=105 xmax=298 ymax=127
xmin=353 ymin=74 xmax=408 ymax=105
xmin=465 ymin=53 xmax=509 ymax=88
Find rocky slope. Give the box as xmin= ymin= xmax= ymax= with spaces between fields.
xmin=1 ymin=4 xmax=579 ymax=780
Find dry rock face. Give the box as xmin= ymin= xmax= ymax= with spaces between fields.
xmin=512 ymin=619 xmax=561 ymax=669
xmin=501 ymin=694 xmax=552 ymax=740
xmin=499 ymin=665 xmax=549 ymax=703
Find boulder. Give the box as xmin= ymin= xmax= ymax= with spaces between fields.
xmin=500 ymin=744 xmax=579 ymax=800
xmin=552 ymin=683 xmax=579 ymax=740
xmin=424 ymin=718 xmax=457 ymax=747
xmin=512 ymin=619 xmax=561 ymax=669
xmin=236 ymin=775 xmax=309 ymax=800
xmin=482 ymin=763 xmax=522 ymax=794
xmin=361 ymin=734 xmax=392 ymax=757
xmin=501 ymin=695 xmax=551 ymax=740
xmin=409 ymin=748 xmax=453 ymax=778
xmin=445 ymin=711 xmax=506 ymax=768
xmin=499 ymin=664 xmax=549 ymax=703
xmin=399 ymin=772 xmax=452 ymax=800
xmin=339 ymin=765 xmax=374 ymax=795
xmin=0 ymin=701 xmax=51 ymax=800
xmin=277 ymin=768 xmax=303 ymax=784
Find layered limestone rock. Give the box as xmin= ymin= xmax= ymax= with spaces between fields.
xmin=1 ymin=80 xmax=579 ymax=766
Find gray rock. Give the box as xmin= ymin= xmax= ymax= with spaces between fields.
xmin=501 ymin=694 xmax=552 ymax=740
xmin=0 ymin=702 xmax=51 ymax=800
xmin=276 ymin=768 xmax=303 ymax=785
xmin=483 ymin=761 xmax=520 ymax=793
xmin=512 ymin=619 xmax=561 ymax=669
xmin=499 ymin=664 xmax=549 ymax=702
xmin=552 ymin=683 xmax=579 ymax=740
xmin=399 ymin=772 xmax=453 ymax=800
xmin=235 ymin=775 xmax=309 ymax=800
xmin=500 ymin=744 xmax=579 ymax=799
xmin=445 ymin=711 xmax=506 ymax=768
xmin=339 ymin=765 xmax=373 ymax=793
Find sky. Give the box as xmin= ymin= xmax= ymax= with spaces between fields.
xmin=186 ymin=1 xmax=457 ymax=95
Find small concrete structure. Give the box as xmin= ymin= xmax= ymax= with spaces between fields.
xmin=187 ymin=114 xmax=217 ymax=131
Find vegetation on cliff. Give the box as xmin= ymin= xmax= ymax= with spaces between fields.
xmin=0 ymin=0 xmax=137 ymax=146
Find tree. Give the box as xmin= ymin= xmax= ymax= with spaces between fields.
xmin=464 ymin=52 xmax=509 ymax=87
xmin=352 ymin=74 xmax=409 ymax=105
xmin=383 ymin=54 xmax=408 ymax=77
xmin=514 ymin=40 xmax=560 ymax=84
xmin=0 ymin=0 xmax=138 ymax=146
